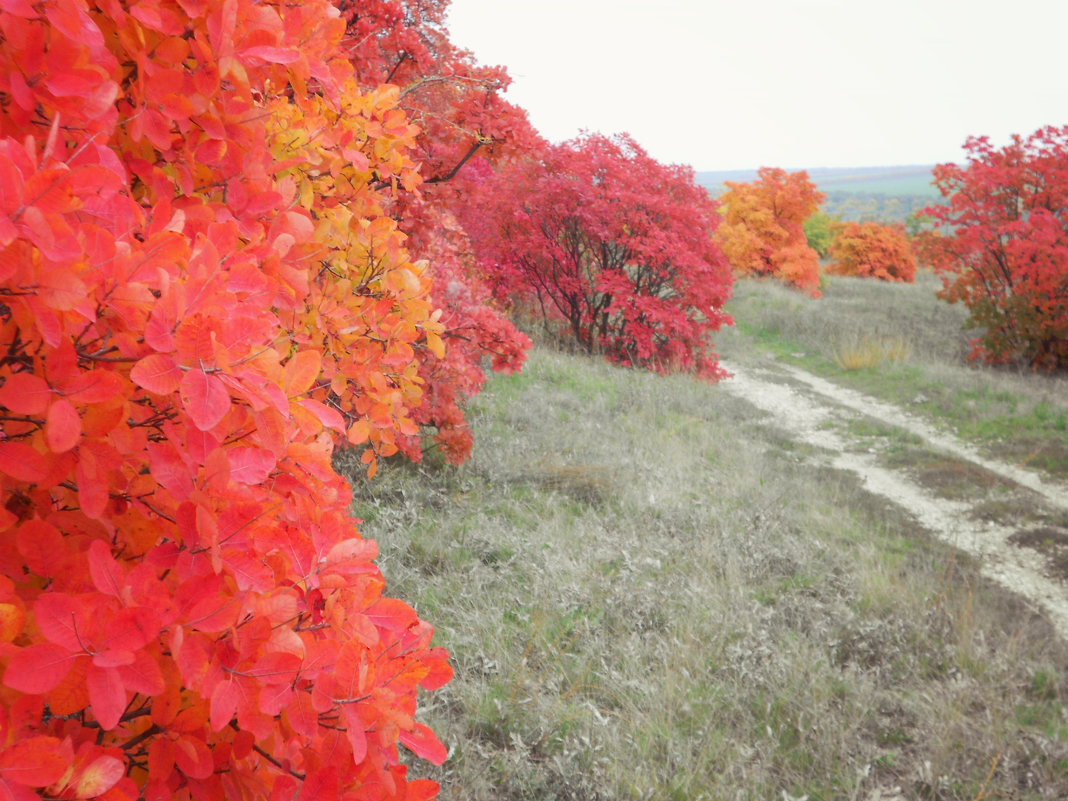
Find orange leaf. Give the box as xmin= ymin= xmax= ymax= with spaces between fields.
xmin=283 ymin=349 xmax=321 ymax=396
xmin=0 ymin=602 xmax=25 ymax=642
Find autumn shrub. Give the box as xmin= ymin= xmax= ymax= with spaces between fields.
xmin=0 ymin=2 xmax=470 ymax=800
xmin=339 ymin=0 xmax=536 ymax=463
xmin=464 ymin=134 xmax=734 ymax=380
xmin=716 ymin=167 xmax=825 ymax=296
xmin=827 ymin=221 xmax=917 ymax=283
xmin=919 ymin=125 xmax=1068 ymax=369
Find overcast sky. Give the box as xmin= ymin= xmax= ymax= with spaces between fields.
xmin=445 ymin=0 xmax=1068 ymax=171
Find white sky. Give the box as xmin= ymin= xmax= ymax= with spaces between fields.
xmin=445 ymin=0 xmax=1068 ymax=171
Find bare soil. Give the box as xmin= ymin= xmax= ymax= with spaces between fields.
xmin=720 ymin=358 xmax=1068 ymax=640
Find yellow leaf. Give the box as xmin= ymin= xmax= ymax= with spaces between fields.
xmin=425 ymin=332 xmax=444 ymax=359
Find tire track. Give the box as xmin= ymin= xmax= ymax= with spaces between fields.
xmin=720 ymin=360 xmax=1068 ymax=640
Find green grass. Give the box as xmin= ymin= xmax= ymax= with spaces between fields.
xmin=340 ymin=342 xmax=1068 ymax=801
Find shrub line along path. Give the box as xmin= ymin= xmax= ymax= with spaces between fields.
xmin=719 ymin=358 xmax=1068 ymax=640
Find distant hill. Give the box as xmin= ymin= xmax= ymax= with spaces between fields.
xmin=696 ymin=165 xmax=944 ymax=222
xmin=695 ymin=165 xmax=940 ymax=197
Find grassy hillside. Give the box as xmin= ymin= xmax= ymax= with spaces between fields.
xmin=340 ymin=274 xmax=1068 ymax=800
xmin=718 ymin=271 xmax=1068 ymax=478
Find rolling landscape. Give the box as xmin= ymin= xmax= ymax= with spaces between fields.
xmin=698 ymin=165 xmax=944 ymax=222
xmin=3 ymin=2 xmax=1066 ymax=801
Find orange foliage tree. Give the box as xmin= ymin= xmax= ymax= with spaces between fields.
xmin=715 ymin=167 xmax=825 ymax=296
xmin=0 ymin=1 xmax=457 ymax=800
xmin=826 ymin=221 xmax=917 ymax=282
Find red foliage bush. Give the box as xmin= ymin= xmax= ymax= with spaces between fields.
xmin=464 ymin=134 xmax=734 ymax=380
xmin=919 ymin=126 xmax=1068 ymax=369
xmin=0 ymin=1 xmax=455 ymax=799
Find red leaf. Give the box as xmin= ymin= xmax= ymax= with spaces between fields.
xmin=75 ymin=446 xmax=109 ymax=519
xmin=0 ymin=778 xmax=41 ymax=801
xmin=16 ymin=519 xmax=65 ymax=577
xmin=227 ymin=446 xmax=275 ymax=485
xmin=250 ymin=652 xmax=301 ymax=685
xmin=130 ymin=354 xmax=183 ymax=395
xmin=0 ymin=373 xmax=51 ymax=414
xmin=102 ymin=606 xmax=161 ymax=652
xmin=403 ymin=779 xmax=441 ymax=801
xmin=116 ymin=650 xmax=165 ymax=696
xmin=418 ymin=648 xmax=453 ymax=691
xmin=296 ymin=766 xmax=338 ymax=801
xmin=296 ymin=399 xmax=345 ymax=433
xmin=62 ymin=370 xmax=125 ymax=403
xmin=239 ymin=45 xmax=301 ymax=64
xmin=285 ymin=692 xmax=318 ymax=739
xmin=147 ymin=441 xmax=194 ymax=500
xmin=364 ymin=598 xmax=418 ymax=634
xmin=173 ymin=735 xmax=213 ymax=780
xmin=0 ymin=0 xmax=37 ymax=18
xmin=209 ymin=680 xmax=239 ymax=732
xmin=87 ymin=539 xmax=124 ymax=598
xmin=0 ymin=442 xmax=47 ymax=483
xmin=86 ymin=663 xmax=126 ymax=730
xmin=0 ymin=736 xmax=67 ymax=786
xmin=399 ymin=722 xmax=448 ymax=765
xmin=45 ymin=398 xmax=81 ymax=453
xmin=3 ymin=643 xmax=75 ymax=693
xmin=180 ymin=370 xmax=230 ymax=431
xmin=34 ymin=592 xmax=85 ymax=650
xmin=340 ymin=705 xmax=367 ymax=764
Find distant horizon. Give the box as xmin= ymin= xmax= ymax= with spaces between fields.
xmin=694 ymin=163 xmax=938 ymax=174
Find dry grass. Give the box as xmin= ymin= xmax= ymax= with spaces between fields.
xmin=342 ymin=347 xmax=1068 ymax=801
xmin=833 ymin=335 xmax=912 ymax=370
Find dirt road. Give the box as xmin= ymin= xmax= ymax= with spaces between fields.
xmin=720 ymin=359 xmax=1068 ymax=640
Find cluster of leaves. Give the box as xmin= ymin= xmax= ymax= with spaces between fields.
xmin=826 ymin=221 xmax=917 ymax=283
xmin=0 ymin=1 xmax=469 ymax=800
xmin=337 ymin=0 xmax=535 ymax=463
xmin=463 ymin=134 xmax=734 ymax=380
xmin=716 ymin=167 xmax=825 ymax=296
xmin=919 ymin=125 xmax=1068 ymax=369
